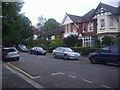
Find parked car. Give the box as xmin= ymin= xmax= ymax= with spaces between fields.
xmin=52 ymin=47 xmax=81 ymax=60
xmin=2 ymin=47 xmax=20 ymax=61
xmin=89 ymin=46 xmax=120 ymax=66
xmin=29 ymin=47 xmax=47 ymax=55
xmin=17 ymin=44 xmax=28 ymax=52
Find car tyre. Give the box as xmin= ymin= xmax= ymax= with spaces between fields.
xmin=90 ymin=57 xmax=97 ymax=64
xmin=16 ymin=57 xmax=19 ymax=60
xmin=64 ymin=55 xmax=68 ymax=60
xmin=53 ymin=54 xmax=57 ymax=58
xmin=118 ymin=61 xmax=120 ymax=67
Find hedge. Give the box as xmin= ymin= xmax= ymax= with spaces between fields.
xmin=71 ymin=47 xmax=99 ymax=55
xmin=48 ymin=47 xmax=99 ymax=55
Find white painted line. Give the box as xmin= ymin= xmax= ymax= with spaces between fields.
xmin=51 ymin=72 xmax=65 ymax=76
xmin=101 ymin=85 xmax=112 ymax=88
xmin=82 ymin=79 xmax=93 ymax=84
xmin=31 ymin=76 xmax=41 ymax=79
xmin=4 ymin=64 xmax=46 ymax=89
xmin=69 ymin=75 xmax=76 ymax=79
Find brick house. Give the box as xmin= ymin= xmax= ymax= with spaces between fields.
xmin=61 ymin=2 xmax=120 ymax=47
xmin=61 ymin=9 xmax=97 ymax=47
xmin=42 ymin=2 xmax=120 ymax=47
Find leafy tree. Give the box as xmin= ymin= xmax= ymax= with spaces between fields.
xmin=49 ymin=35 xmax=63 ymax=49
xmin=43 ymin=18 xmax=60 ymax=31
xmin=95 ymin=39 xmax=101 ymax=48
xmin=63 ymin=35 xmax=79 ymax=47
xmin=2 ymin=2 xmax=33 ymax=46
xmin=102 ymin=36 xmax=112 ymax=46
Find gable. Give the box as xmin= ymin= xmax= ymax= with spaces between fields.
xmin=61 ymin=14 xmax=74 ymax=25
xmin=93 ymin=7 xmax=112 ymax=19
xmin=93 ymin=3 xmax=119 ymax=19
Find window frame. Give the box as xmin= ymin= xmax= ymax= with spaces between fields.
xmin=88 ymin=23 xmax=93 ymax=32
xmin=100 ymin=18 xmax=105 ymax=29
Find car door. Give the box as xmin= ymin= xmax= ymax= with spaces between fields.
xmin=109 ymin=46 xmax=120 ymax=63
xmin=54 ymin=48 xmax=61 ymax=57
xmin=57 ymin=48 xmax=64 ymax=58
xmin=95 ymin=47 xmax=110 ymax=62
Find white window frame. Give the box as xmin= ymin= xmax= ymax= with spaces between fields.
xmin=82 ymin=24 xmax=86 ymax=32
xmin=88 ymin=23 xmax=93 ymax=32
xmin=65 ymin=24 xmax=70 ymax=33
xmin=109 ymin=17 xmax=115 ymax=27
xmin=100 ymin=19 xmax=105 ymax=29
xmin=73 ymin=24 xmax=77 ymax=32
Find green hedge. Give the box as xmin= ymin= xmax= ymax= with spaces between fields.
xmin=71 ymin=47 xmax=99 ymax=55
xmin=48 ymin=47 xmax=99 ymax=55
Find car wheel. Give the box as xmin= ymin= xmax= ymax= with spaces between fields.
xmin=16 ymin=57 xmax=19 ymax=60
xmin=90 ymin=58 xmax=97 ymax=64
xmin=118 ymin=61 xmax=120 ymax=67
xmin=53 ymin=54 xmax=57 ymax=58
xmin=34 ymin=52 xmax=38 ymax=55
xmin=64 ymin=55 xmax=68 ymax=60
xmin=29 ymin=51 xmax=31 ymax=54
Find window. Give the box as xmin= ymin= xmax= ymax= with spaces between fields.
xmin=88 ymin=23 xmax=93 ymax=31
xmin=82 ymin=24 xmax=86 ymax=32
xmin=66 ymin=24 xmax=70 ymax=33
xmin=109 ymin=17 xmax=114 ymax=27
xmin=99 ymin=47 xmax=109 ymax=53
xmin=109 ymin=47 xmax=120 ymax=53
xmin=73 ymin=25 xmax=77 ymax=32
xmin=100 ymin=19 xmax=105 ymax=28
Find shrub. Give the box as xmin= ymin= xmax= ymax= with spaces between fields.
xmin=71 ymin=47 xmax=99 ymax=55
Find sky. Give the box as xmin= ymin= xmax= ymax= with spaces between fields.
xmin=21 ymin=0 xmax=119 ymax=26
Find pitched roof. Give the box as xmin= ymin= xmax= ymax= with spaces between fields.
xmin=64 ymin=3 xmax=119 ymax=24
xmin=66 ymin=9 xmax=95 ymax=23
xmin=94 ymin=2 xmax=119 ymax=15
xmin=42 ymin=26 xmax=64 ymax=37
xmin=82 ymin=9 xmax=95 ymax=22
xmin=66 ymin=14 xmax=82 ymax=23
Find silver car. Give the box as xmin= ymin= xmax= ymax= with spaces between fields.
xmin=52 ymin=47 xmax=81 ymax=60
xmin=2 ymin=47 xmax=20 ymax=61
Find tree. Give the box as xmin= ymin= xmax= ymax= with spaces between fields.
xmin=49 ymin=35 xmax=63 ymax=49
xmin=2 ymin=2 xmax=33 ymax=46
xmin=63 ymin=35 xmax=79 ymax=47
xmin=43 ymin=18 xmax=60 ymax=31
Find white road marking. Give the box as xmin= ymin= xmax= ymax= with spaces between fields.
xmin=82 ymin=79 xmax=93 ymax=84
xmin=69 ymin=75 xmax=76 ymax=79
xmin=101 ymin=85 xmax=112 ymax=88
xmin=51 ymin=72 xmax=65 ymax=75
xmin=31 ymin=76 xmax=41 ymax=79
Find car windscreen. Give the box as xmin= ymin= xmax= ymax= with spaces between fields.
xmin=64 ymin=48 xmax=73 ymax=52
xmin=37 ymin=47 xmax=43 ymax=50
xmin=2 ymin=49 xmax=17 ymax=52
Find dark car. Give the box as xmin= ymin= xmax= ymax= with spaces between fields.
xmin=29 ymin=47 xmax=47 ymax=55
xmin=89 ymin=46 xmax=120 ymax=66
xmin=2 ymin=47 xmax=20 ymax=61
xmin=17 ymin=44 xmax=28 ymax=52
xmin=52 ymin=47 xmax=81 ymax=60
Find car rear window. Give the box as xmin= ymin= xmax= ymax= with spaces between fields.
xmin=2 ymin=49 xmax=17 ymax=52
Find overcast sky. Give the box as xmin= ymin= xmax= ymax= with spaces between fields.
xmin=21 ymin=0 xmax=119 ymax=26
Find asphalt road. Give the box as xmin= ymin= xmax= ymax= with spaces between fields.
xmin=2 ymin=52 xmax=120 ymax=89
